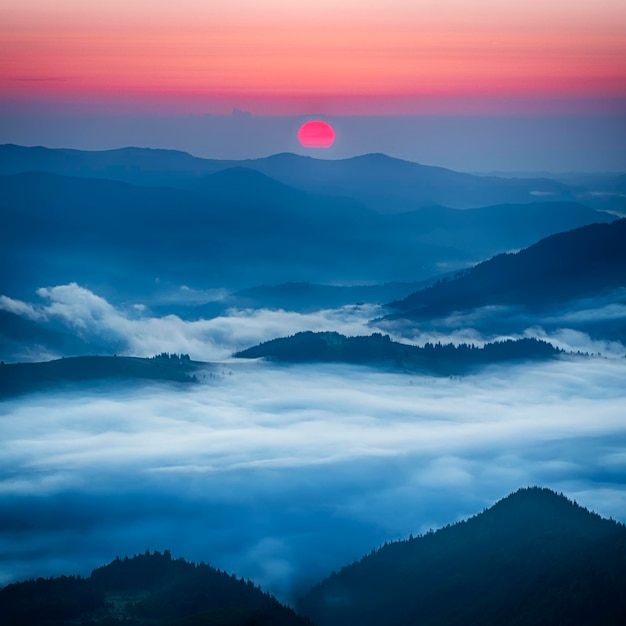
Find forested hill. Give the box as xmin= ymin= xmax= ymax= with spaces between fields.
xmin=389 ymin=217 xmax=626 ymax=319
xmin=3 ymin=490 xmax=625 ymax=625
xmin=0 ymin=550 xmax=311 ymax=626
xmin=297 ymin=487 xmax=626 ymax=626
xmin=0 ymin=354 xmax=204 ymax=397
xmin=234 ymin=331 xmax=561 ymax=374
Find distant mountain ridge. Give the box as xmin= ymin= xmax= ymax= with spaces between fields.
xmin=1 ymin=143 xmax=614 ymax=212
xmin=0 ymin=167 xmax=613 ymax=296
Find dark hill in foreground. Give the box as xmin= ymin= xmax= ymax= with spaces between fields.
xmin=297 ymin=487 xmax=626 ymax=626
xmin=3 ymin=490 xmax=625 ymax=625
xmin=388 ymin=218 xmax=626 ymax=319
xmin=0 ymin=354 xmax=204 ymax=397
xmin=0 ymin=550 xmax=311 ymax=626
xmin=234 ymin=331 xmax=561 ymax=374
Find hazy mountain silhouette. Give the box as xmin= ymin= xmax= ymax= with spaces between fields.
xmin=387 ymin=201 xmax=614 ymax=253
xmin=0 ymin=354 xmax=204 ymax=397
xmin=0 ymin=169 xmax=385 ymax=294
xmin=187 ymin=166 xmax=372 ymax=229
xmin=0 ymin=143 xmax=227 ymax=186
xmin=549 ymin=172 xmax=626 ymax=214
xmin=297 ymin=487 xmax=626 ymax=626
xmin=247 ymin=152 xmax=579 ymax=212
xmin=234 ymin=331 xmax=561 ymax=374
xmin=0 ymin=549 xmax=311 ymax=626
xmin=388 ymin=218 xmax=626 ymax=319
xmin=0 ymin=167 xmax=613 ymax=297
xmin=2 ymin=143 xmax=616 ymax=212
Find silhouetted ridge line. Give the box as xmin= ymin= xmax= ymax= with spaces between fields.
xmin=388 ymin=217 xmax=626 ymax=318
xmin=234 ymin=331 xmax=562 ymax=374
xmin=0 ymin=355 xmax=206 ymax=397
xmin=297 ymin=487 xmax=626 ymax=626
xmin=1 ymin=157 xmax=614 ymax=295
xmin=0 ymin=550 xmax=312 ymax=626
xmin=0 ymin=143 xmax=592 ymax=212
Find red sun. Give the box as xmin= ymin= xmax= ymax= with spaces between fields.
xmin=298 ymin=120 xmax=336 ymax=148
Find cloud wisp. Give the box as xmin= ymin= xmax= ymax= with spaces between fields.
xmin=3 ymin=283 xmax=625 ymax=367
xmin=1 ymin=283 xmax=380 ymax=361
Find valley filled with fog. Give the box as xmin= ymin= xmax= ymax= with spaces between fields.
xmin=1 ymin=146 xmax=625 ymax=608
xmin=2 ymin=284 xmax=626 ymax=603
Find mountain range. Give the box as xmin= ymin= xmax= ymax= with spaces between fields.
xmin=0 ymin=145 xmax=617 ymax=298
xmin=3 ymin=143 xmax=625 ymax=212
xmin=2 ymin=488 xmax=625 ymax=625
xmin=2 ymin=145 xmax=626 ymax=626
xmin=2 ymin=215 xmax=625 ymax=365
xmin=0 ymin=144 xmax=594 ymax=208
xmin=3 ymin=144 xmax=625 ymax=212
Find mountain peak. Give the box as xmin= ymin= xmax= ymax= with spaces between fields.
xmin=297 ymin=487 xmax=626 ymax=626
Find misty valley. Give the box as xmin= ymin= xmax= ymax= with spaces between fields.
xmin=1 ymin=145 xmax=626 ymax=624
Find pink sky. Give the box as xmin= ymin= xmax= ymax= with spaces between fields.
xmin=1 ymin=1 xmax=625 ymax=115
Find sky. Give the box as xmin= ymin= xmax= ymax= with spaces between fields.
xmin=2 ymin=1 xmax=625 ymax=114
xmin=1 ymin=1 xmax=625 ymax=170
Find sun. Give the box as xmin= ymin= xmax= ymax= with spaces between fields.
xmin=297 ymin=120 xmax=335 ymax=148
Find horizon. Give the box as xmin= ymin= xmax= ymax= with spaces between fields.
xmin=2 ymin=2 xmax=626 ymax=172
xmin=2 ymin=121 xmax=626 ymax=174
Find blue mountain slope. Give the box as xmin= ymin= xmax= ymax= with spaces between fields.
xmin=297 ymin=487 xmax=626 ymax=626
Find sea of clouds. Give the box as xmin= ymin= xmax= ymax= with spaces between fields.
xmin=1 ymin=354 xmax=626 ymax=602
xmin=1 ymin=282 xmax=626 ymax=602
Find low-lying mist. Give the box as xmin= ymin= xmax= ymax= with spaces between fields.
xmin=2 ymin=283 xmax=625 ymax=363
xmin=1 ymin=356 xmax=626 ymax=603
xmin=0 ymin=283 xmax=380 ymax=362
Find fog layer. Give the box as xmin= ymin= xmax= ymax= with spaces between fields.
xmin=1 ymin=357 xmax=625 ymax=602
